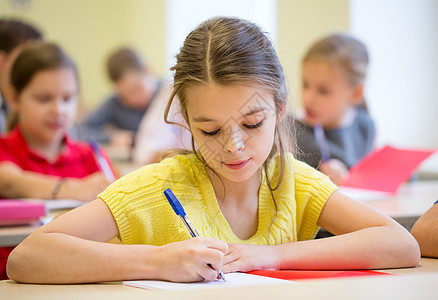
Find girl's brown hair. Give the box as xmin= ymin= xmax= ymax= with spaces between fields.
xmin=8 ymin=42 xmax=78 ymax=130
xmin=165 ymin=17 xmax=294 ymax=193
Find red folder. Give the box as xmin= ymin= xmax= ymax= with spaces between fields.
xmin=0 ymin=199 xmax=46 ymax=226
xmin=341 ymin=146 xmax=435 ymax=194
xmin=248 ymin=269 xmax=391 ymax=281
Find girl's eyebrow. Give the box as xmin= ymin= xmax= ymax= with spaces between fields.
xmin=192 ymin=107 xmax=266 ymax=123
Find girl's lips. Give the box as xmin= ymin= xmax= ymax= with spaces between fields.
xmin=47 ymin=123 xmax=63 ymax=130
xmin=223 ymin=159 xmax=250 ymax=170
xmin=305 ymin=109 xmax=315 ymax=119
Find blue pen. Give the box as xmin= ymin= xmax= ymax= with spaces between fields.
xmin=313 ymin=123 xmax=330 ymax=162
xmin=90 ymin=139 xmax=116 ymax=181
xmin=163 ymin=188 xmax=226 ymax=282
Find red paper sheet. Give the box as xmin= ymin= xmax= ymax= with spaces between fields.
xmin=248 ymin=269 xmax=391 ymax=281
xmin=341 ymin=146 xmax=435 ymax=194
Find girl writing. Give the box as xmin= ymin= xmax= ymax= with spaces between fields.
xmin=7 ymin=17 xmax=419 ymax=284
xmin=294 ymin=33 xmax=375 ymax=185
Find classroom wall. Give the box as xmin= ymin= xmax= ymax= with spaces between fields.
xmin=277 ymin=0 xmax=349 ymax=111
xmin=0 ymin=0 xmax=166 ymax=113
xmin=350 ymin=0 xmax=438 ymax=149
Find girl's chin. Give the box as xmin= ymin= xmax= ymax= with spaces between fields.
xmin=303 ymin=117 xmax=317 ymax=126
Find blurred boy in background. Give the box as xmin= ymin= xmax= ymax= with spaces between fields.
xmin=78 ymin=48 xmax=162 ymax=152
xmin=0 ymin=18 xmax=43 ymax=133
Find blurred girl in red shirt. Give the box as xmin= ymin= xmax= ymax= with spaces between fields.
xmin=0 ymin=42 xmax=115 ymax=279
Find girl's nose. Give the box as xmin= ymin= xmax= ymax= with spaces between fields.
xmin=51 ymin=99 xmax=62 ymax=114
xmin=223 ymin=127 xmax=245 ymax=153
xmin=302 ymin=88 xmax=314 ymax=106
xmin=53 ymin=97 xmax=69 ymax=115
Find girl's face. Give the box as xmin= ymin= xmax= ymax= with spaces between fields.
xmin=116 ymin=70 xmax=150 ymax=110
xmin=13 ymin=67 xmax=78 ymax=147
xmin=185 ymin=82 xmax=279 ymax=184
xmin=301 ymin=60 xmax=363 ymax=129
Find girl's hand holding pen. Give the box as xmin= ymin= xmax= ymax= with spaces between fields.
xmin=155 ymin=237 xmax=228 ymax=282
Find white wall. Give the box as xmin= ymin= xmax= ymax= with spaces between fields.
xmin=165 ymin=0 xmax=277 ymax=79
xmin=350 ymin=0 xmax=438 ymax=149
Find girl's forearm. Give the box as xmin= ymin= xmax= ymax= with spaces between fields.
xmin=273 ymin=226 xmax=420 ymax=270
xmin=7 ymin=232 xmax=158 ymax=284
xmin=0 ymin=163 xmax=58 ymax=199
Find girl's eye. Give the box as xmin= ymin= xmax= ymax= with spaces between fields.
xmin=201 ymin=129 xmax=220 ymax=136
xmin=244 ymin=120 xmax=263 ymax=129
xmin=63 ymin=95 xmax=74 ymax=103
xmin=318 ymin=87 xmax=330 ymax=95
xmin=35 ymin=96 xmax=51 ymax=103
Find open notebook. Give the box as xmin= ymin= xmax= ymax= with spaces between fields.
xmin=123 ymin=269 xmax=391 ymax=291
xmin=124 ymin=272 xmax=292 ymax=291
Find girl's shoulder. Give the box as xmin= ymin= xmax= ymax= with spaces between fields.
xmin=355 ymin=106 xmax=374 ymax=123
xmin=106 ymin=154 xmax=202 ymax=193
xmin=354 ymin=107 xmax=375 ymax=134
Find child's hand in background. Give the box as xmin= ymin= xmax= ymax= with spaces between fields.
xmin=61 ymin=172 xmax=112 ymax=202
xmin=319 ymin=159 xmax=349 ymax=185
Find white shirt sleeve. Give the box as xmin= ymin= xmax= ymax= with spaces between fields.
xmin=133 ymin=84 xmax=191 ymax=165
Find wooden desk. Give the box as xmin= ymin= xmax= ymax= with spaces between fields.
xmin=1 ymin=258 xmax=438 ymax=300
xmin=363 ymin=180 xmax=438 ymax=219
xmin=0 ymin=221 xmax=41 ymax=247
xmin=0 ymin=208 xmax=69 ymax=247
xmin=355 ymin=180 xmax=438 ymax=230
xmin=419 ymin=151 xmax=438 ymax=180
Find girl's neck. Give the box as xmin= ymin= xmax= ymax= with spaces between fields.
xmin=206 ymin=167 xmax=262 ymax=206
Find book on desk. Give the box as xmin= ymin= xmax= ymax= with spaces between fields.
xmin=0 ymin=198 xmax=84 ymax=226
xmin=341 ymin=145 xmax=435 ymax=194
xmin=0 ymin=199 xmax=46 ymax=226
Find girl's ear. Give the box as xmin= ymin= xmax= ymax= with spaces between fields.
xmin=277 ymin=102 xmax=287 ymax=123
xmin=350 ymin=83 xmax=365 ymax=106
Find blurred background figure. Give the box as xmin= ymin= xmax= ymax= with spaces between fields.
xmin=77 ymin=47 xmax=162 ymax=154
xmin=0 ymin=42 xmax=115 ymax=280
xmin=132 ymin=82 xmax=191 ymax=166
xmin=292 ymin=33 xmax=375 ymax=185
xmin=0 ymin=18 xmax=43 ymax=133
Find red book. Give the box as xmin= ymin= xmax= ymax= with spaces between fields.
xmin=248 ymin=269 xmax=391 ymax=281
xmin=341 ymin=146 xmax=435 ymax=194
xmin=0 ymin=200 xmax=46 ymax=226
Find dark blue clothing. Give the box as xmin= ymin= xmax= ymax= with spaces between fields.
xmin=77 ymin=81 xmax=162 ymax=143
xmin=78 ymin=94 xmax=148 ymax=143
xmin=295 ymin=108 xmax=375 ymax=169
